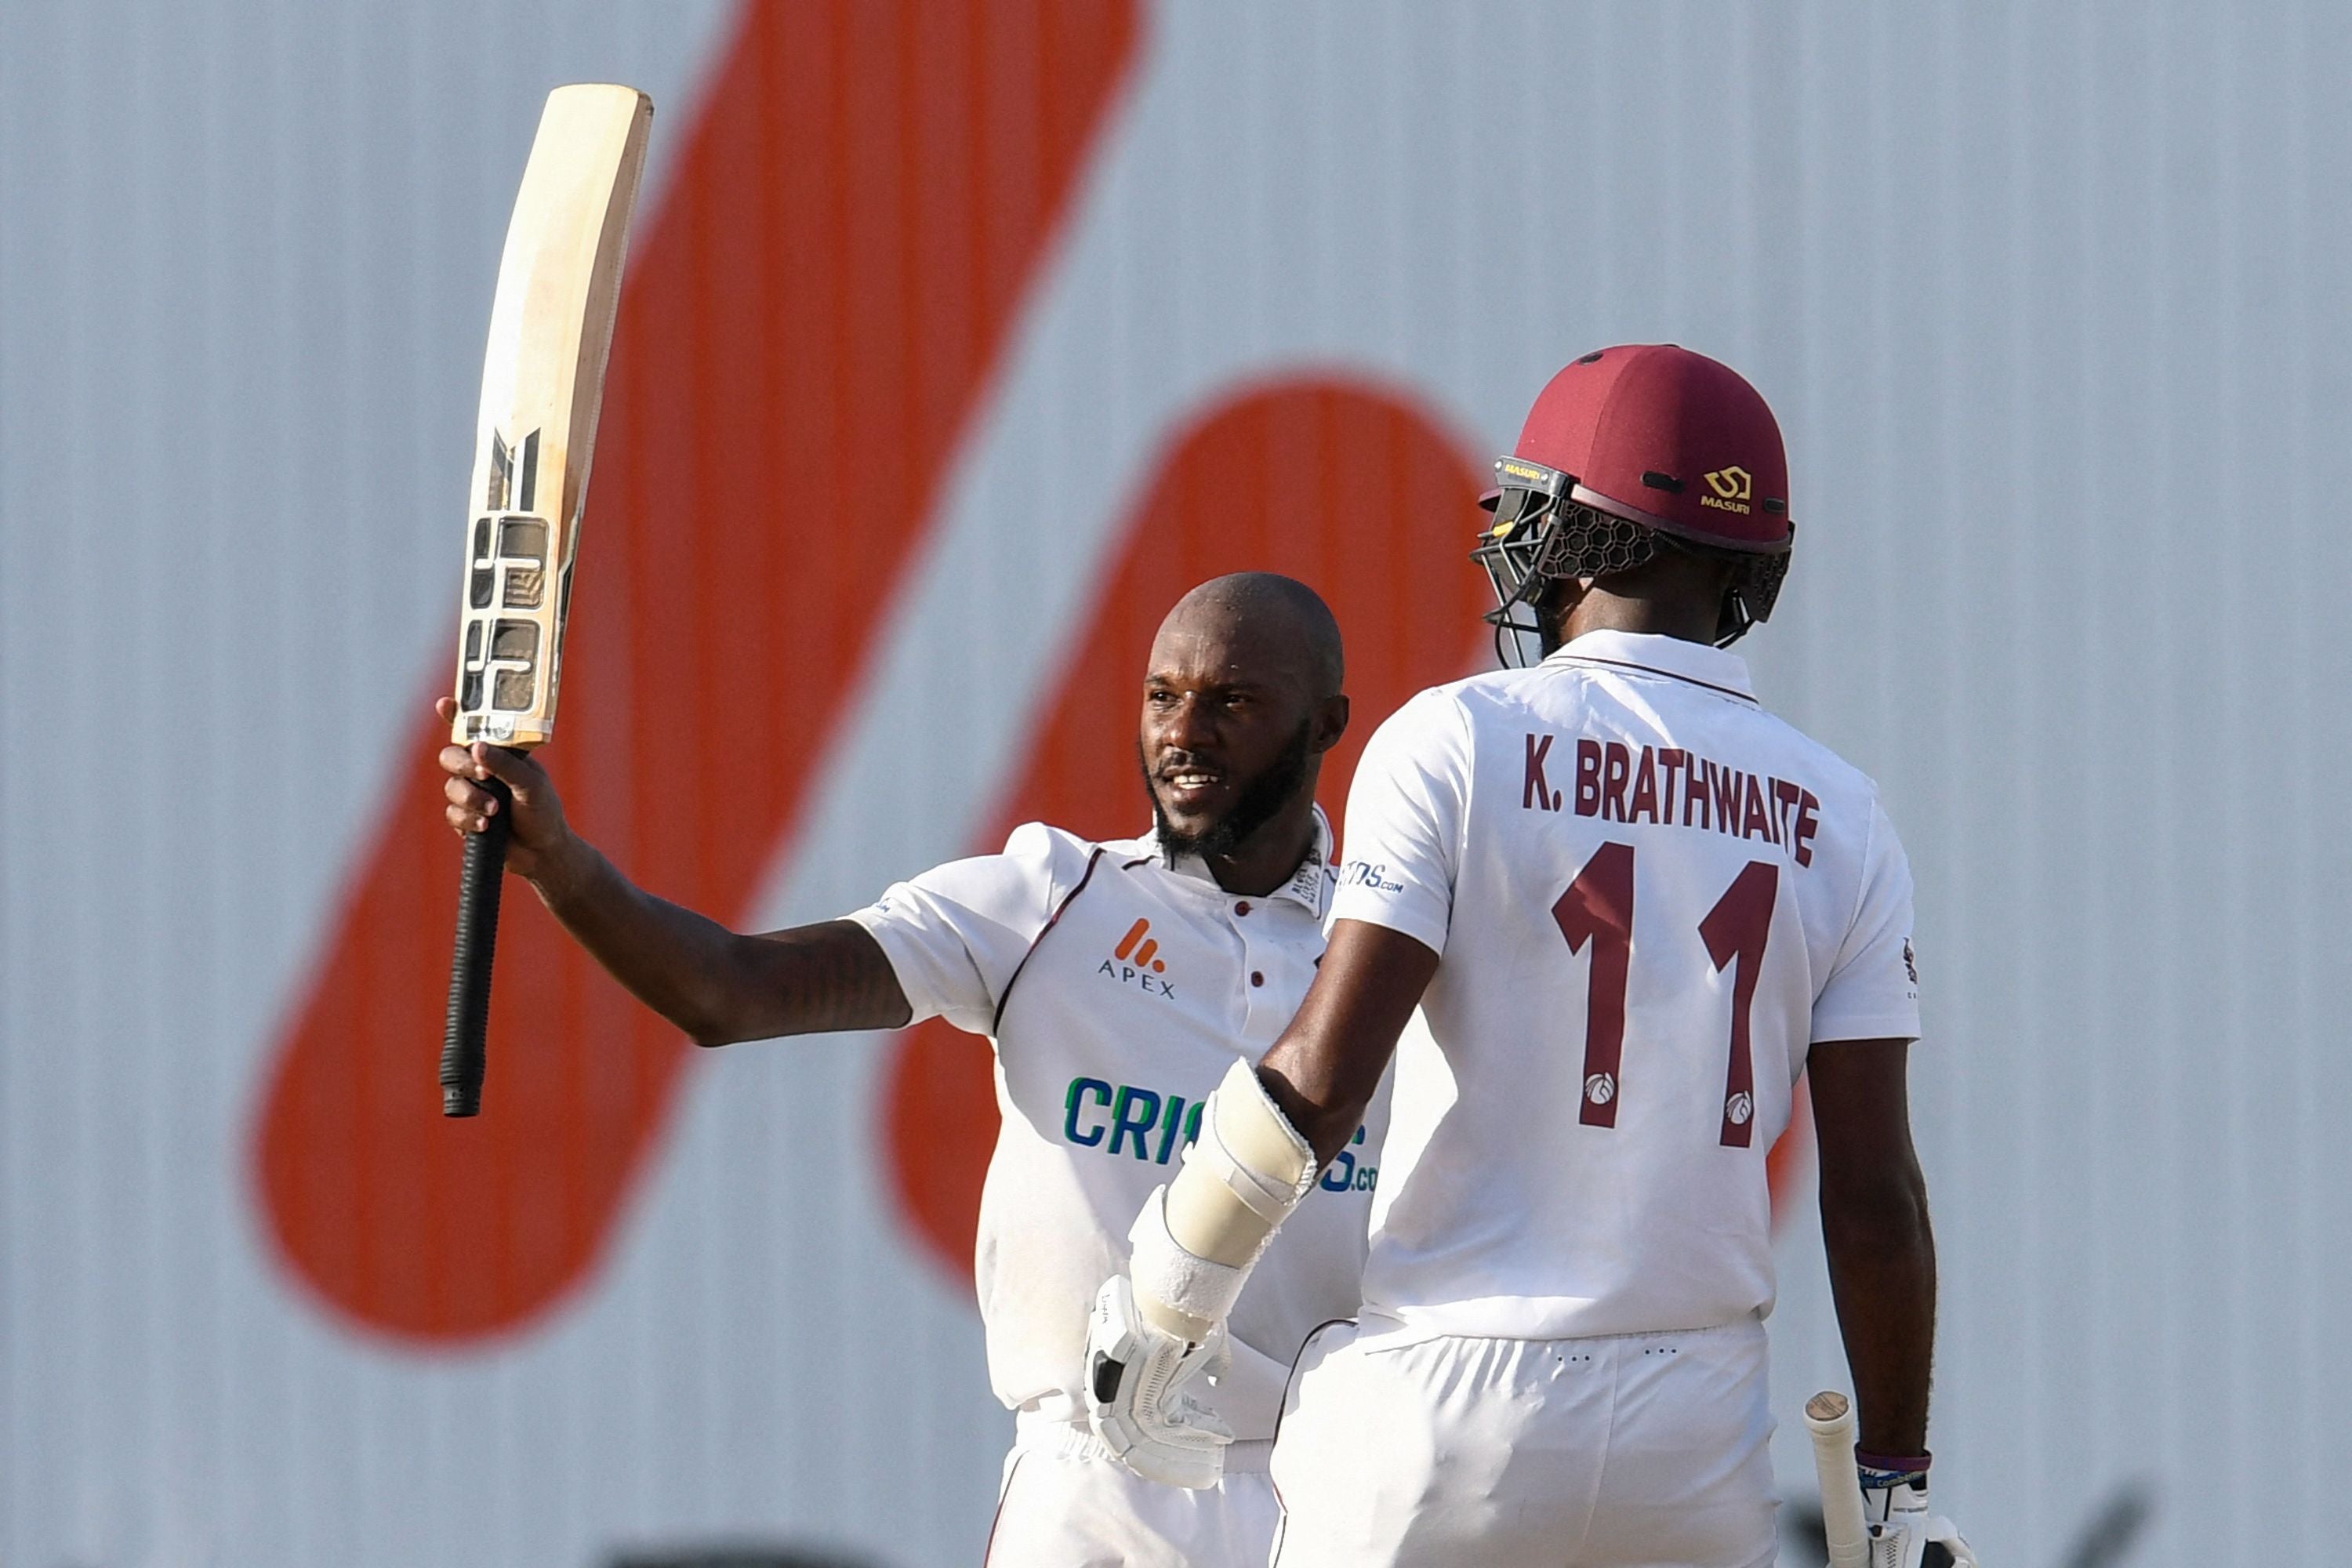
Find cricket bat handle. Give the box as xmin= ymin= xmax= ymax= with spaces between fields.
xmin=440 ymin=773 xmax=513 ymax=1116
xmin=1806 ymin=1391 xmax=1869 ymax=1568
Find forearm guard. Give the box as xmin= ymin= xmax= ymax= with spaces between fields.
xmin=1127 ymin=1058 xmax=1319 ymax=1340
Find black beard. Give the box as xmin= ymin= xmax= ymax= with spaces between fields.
xmin=1141 ymin=716 xmax=1316 ymax=866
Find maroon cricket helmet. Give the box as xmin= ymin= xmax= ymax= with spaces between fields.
xmin=1474 ymin=344 xmax=1795 ymax=661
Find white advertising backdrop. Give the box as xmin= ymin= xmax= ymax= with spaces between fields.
xmin=3 ymin=2 xmax=2345 ymax=1564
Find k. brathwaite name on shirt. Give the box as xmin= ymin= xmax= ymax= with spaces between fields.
xmin=1522 ymin=732 xmax=1822 ymax=868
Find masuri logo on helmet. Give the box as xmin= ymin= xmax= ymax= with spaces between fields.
xmin=1701 ymin=465 xmax=1754 ymax=510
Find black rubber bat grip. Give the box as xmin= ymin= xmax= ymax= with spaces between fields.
xmin=441 ymin=774 xmax=513 ymax=1117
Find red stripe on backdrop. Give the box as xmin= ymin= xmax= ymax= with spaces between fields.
xmin=884 ymin=378 xmax=1490 ymax=1282
xmin=252 ymin=0 xmax=1142 ymax=1344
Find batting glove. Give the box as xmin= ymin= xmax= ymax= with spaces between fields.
xmin=1861 ymin=1463 xmax=1979 ymax=1568
xmin=1084 ymin=1275 xmax=1232 ymax=1490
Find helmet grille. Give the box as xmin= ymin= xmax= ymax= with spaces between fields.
xmin=1553 ymin=503 xmax=1658 ymax=579
xmin=1474 ymin=489 xmax=1793 ymax=662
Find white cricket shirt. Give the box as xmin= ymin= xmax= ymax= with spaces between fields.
xmin=1328 ymin=630 xmax=1918 ymax=1342
xmin=849 ymin=811 xmax=1385 ymax=1439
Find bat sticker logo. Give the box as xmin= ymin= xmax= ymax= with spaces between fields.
xmin=488 ymin=428 xmax=541 ymax=513
xmin=460 ymin=429 xmax=550 ymax=724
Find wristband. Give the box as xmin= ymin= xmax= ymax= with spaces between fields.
xmin=1856 ymin=1449 xmax=1931 ymax=1491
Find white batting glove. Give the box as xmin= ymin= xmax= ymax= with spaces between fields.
xmin=1861 ymin=1468 xmax=1978 ymax=1568
xmin=1084 ymin=1275 xmax=1233 ymax=1490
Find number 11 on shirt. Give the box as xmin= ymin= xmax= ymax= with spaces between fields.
xmin=1552 ymin=843 xmax=1780 ymax=1144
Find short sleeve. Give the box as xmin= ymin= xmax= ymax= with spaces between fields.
xmin=1810 ymin=797 xmax=1922 ymax=1044
xmin=845 ymin=822 xmax=1092 ymax=1035
xmin=1327 ymin=688 xmax=1472 ymax=957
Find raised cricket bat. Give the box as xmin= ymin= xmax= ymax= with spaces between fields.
xmin=441 ymin=84 xmax=652 ymax=1118
xmin=1806 ymin=1390 xmax=1870 ymax=1568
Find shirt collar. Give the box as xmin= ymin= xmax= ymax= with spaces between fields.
xmin=1548 ymin=628 xmax=1758 ymax=705
xmin=1140 ymin=804 xmax=1335 ymax=919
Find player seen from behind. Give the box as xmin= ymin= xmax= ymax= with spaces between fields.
xmin=437 ymin=572 xmax=1385 ymax=1568
xmin=1087 ymin=348 xmax=1975 ymax=1566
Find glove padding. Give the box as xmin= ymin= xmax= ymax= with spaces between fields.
xmin=1084 ymin=1275 xmax=1233 ymax=1490
xmin=1863 ymin=1472 xmax=1978 ymax=1568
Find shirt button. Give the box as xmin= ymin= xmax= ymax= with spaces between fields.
xmin=1234 ymin=901 xmax=1252 ymax=916
xmin=1250 ymin=971 xmax=1265 ymax=987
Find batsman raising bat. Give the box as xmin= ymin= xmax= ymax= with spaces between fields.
xmin=441 ymin=83 xmax=652 ymax=1116
xmin=438 ymin=573 xmax=1386 ymax=1566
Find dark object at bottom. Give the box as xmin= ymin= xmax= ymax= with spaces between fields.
xmin=608 ymin=1548 xmax=885 ymax=1568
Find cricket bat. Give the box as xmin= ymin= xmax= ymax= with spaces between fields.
xmin=1806 ymin=1390 xmax=1870 ymax=1568
xmin=441 ymin=84 xmax=653 ymax=1118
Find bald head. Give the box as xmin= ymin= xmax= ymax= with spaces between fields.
xmin=1138 ymin=573 xmax=1350 ymax=891
xmin=1155 ymin=572 xmax=1343 ymax=702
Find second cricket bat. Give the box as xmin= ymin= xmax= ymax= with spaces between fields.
xmin=1806 ymin=1389 xmax=1870 ymax=1568
xmin=441 ymin=83 xmax=653 ymax=1118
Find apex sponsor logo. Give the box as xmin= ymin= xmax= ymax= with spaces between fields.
xmin=1700 ymin=465 xmax=1753 ymax=515
xmin=1098 ymin=917 xmax=1175 ymax=997
xmin=1112 ymin=917 xmax=1165 ymax=972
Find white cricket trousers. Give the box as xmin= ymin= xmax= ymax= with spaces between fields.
xmin=982 ymin=1411 xmax=1279 ymax=1567
xmin=1268 ymin=1318 xmax=1777 ymax=1568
